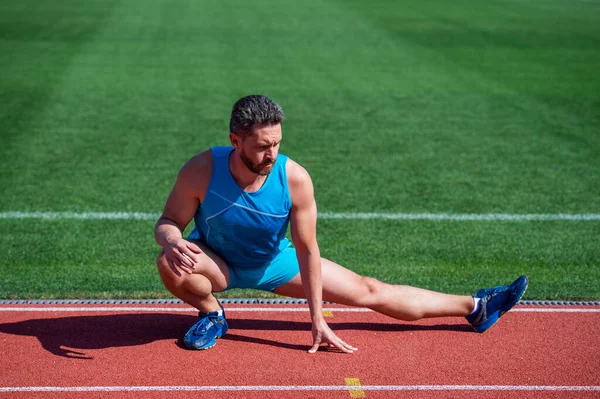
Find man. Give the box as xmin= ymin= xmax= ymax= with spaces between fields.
xmin=154 ymin=95 xmax=528 ymax=353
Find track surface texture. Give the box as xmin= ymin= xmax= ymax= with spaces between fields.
xmin=0 ymin=304 xmax=599 ymax=398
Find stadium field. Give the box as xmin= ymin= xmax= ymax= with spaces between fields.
xmin=0 ymin=0 xmax=599 ymax=299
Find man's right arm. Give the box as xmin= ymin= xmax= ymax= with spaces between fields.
xmin=154 ymin=151 xmax=212 ymax=276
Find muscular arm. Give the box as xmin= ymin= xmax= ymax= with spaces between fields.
xmin=154 ymin=151 xmax=211 ymax=274
xmin=288 ymin=160 xmax=356 ymax=354
xmin=288 ymin=161 xmax=323 ymax=324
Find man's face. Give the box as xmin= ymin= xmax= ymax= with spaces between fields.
xmin=234 ymin=124 xmax=282 ymax=176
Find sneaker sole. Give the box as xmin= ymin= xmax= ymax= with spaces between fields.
xmin=184 ymin=331 xmax=227 ymax=350
xmin=198 ymin=335 xmax=224 ymax=351
xmin=198 ymin=340 xmax=217 ymax=350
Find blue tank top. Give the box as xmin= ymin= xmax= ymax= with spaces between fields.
xmin=189 ymin=146 xmax=292 ymax=268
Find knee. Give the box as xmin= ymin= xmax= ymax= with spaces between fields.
xmin=359 ymin=277 xmax=382 ymax=306
xmin=156 ymin=250 xmax=169 ymax=273
xmin=156 ymin=250 xmax=184 ymax=286
xmin=363 ymin=277 xmax=380 ymax=295
xmin=359 ymin=279 xmax=425 ymax=321
xmin=155 ymin=250 xmax=214 ymax=287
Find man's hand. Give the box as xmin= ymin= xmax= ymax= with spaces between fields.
xmin=163 ymin=239 xmax=203 ymax=277
xmin=308 ymin=320 xmax=358 ymax=354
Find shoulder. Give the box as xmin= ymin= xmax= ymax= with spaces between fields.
xmin=286 ymin=158 xmax=312 ymax=187
xmin=286 ymin=158 xmax=314 ymax=205
xmin=180 ymin=150 xmax=212 ymax=180
xmin=178 ymin=150 xmax=213 ymax=200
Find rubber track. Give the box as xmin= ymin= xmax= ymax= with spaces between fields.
xmin=0 ymin=299 xmax=599 ymax=305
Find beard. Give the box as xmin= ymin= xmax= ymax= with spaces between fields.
xmin=240 ymin=149 xmax=274 ymax=176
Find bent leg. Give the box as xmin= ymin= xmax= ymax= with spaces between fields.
xmin=156 ymin=239 xmax=230 ymax=313
xmin=274 ymin=258 xmax=474 ymax=321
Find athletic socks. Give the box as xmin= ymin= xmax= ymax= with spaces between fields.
xmin=468 ymin=297 xmax=481 ymax=317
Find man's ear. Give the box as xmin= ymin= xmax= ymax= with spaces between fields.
xmin=229 ymin=133 xmax=241 ymax=149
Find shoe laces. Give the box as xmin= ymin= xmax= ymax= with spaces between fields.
xmin=482 ymin=285 xmax=508 ymax=300
xmin=191 ymin=315 xmax=217 ymax=334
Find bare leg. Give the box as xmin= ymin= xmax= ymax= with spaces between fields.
xmin=274 ymin=258 xmax=474 ymax=321
xmin=156 ymin=240 xmax=230 ymax=313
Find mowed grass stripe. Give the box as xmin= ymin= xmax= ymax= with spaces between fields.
xmin=1 ymin=0 xmax=599 ymax=214
xmin=1 ymin=0 xmax=598 ymax=300
xmin=0 ymin=218 xmax=598 ymax=299
xmin=1 ymin=211 xmax=600 ymax=221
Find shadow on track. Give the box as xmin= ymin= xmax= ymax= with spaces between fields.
xmin=228 ymin=318 xmax=473 ymax=333
xmin=0 ymin=314 xmax=194 ymax=359
xmin=0 ymin=314 xmax=472 ymax=358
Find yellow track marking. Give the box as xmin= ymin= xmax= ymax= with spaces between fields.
xmin=345 ymin=378 xmax=365 ymax=398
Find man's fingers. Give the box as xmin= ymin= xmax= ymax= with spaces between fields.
xmin=341 ymin=340 xmax=358 ymax=352
xmin=170 ymin=251 xmax=193 ymax=274
xmin=182 ymin=249 xmax=201 ymax=264
xmin=334 ymin=340 xmax=356 ymax=354
xmin=327 ymin=336 xmax=357 ymax=354
xmin=308 ymin=336 xmax=322 ymax=354
xmin=187 ymin=242 xmax=203 ymax=254
xmin=308 ymin=337 xmax=357 ymax=354
xmin=180 ymin=252 xmax=196 ymax=269
xmin=173 ymin=247 xmax=196 ymax=270
xmin=318 ymin=341 xmax=356 ymax=354
xmin=176 ymin=251 xmax=194 ymax=268
xmin=166 ymin=258 xmax=181 ymax=277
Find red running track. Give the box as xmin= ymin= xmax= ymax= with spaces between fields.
xmin=0 ymin=304 xmax=599 ymax=398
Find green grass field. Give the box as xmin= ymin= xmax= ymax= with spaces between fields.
xmin=1 ymin=0 xmax=599 ymax=299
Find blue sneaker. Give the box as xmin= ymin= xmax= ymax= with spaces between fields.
xmin=466 ymin=275 xmax=528 ymax=333
xmin=183 ymin=307 xmax=228 ymax=350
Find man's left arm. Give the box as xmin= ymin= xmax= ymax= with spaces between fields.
xmin=288 ymin=160 xmax=357 ymax=354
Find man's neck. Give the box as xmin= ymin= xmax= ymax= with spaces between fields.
xmin=229 ymin=153 xmax=267 ymax=193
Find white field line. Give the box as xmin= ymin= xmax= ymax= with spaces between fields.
xmin=1 ymin=211 xmax=600 ymax=221
xmin=0 ymin=307 xmax=598 ymax=313
xmin=510 ymin=0 xmax=600 ymax=4
xmin=319 ymin=212 xmax=600 ymax=221
xmin=0 ymin=385 xmax=599 ymax=393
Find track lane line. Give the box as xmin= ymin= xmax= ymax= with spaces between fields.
xmin=1 ymin=385 xmax=599 ymax=393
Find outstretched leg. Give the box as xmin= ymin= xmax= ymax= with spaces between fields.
xmin=274 ymin=258 xmax=474 ymax=321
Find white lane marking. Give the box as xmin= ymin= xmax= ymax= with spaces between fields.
xmin=0 ymin=385 xmax=599 ymax=392
xmin=1 ymin=211 xmax=600 ymax=221
xmin=0 ymin=307 xmax=598 ymax=312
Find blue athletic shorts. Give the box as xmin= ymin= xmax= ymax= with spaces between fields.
xmin=226 ymin=247 xmax=300 ymax=292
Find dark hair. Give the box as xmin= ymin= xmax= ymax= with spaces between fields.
xmin=229 ymin=95 xmax=285 ymax=138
